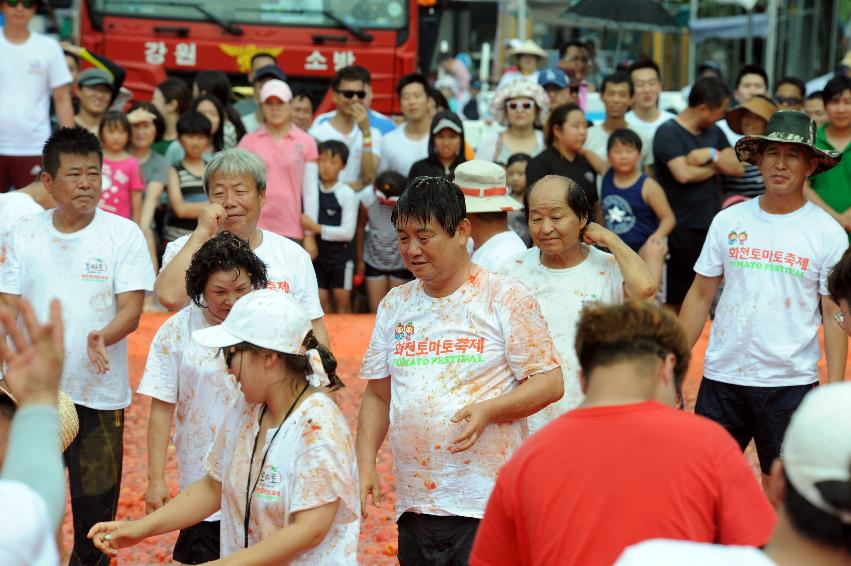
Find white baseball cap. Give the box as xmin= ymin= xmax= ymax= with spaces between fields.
xmin=259 ymin=79 xmax=293 ymax=103
xmin=455 ymin=159 xmax=522 ymax=214
xmin=192 ymin=289 xmax=329 ymax=387
xmin=783 ymin=382 xmax=851 ymax=523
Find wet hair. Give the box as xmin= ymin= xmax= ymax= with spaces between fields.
xmin=688 ymin=77 xmax=731 ymax=110
xmin=783 ymin=470 xmax=851 ymax=552
xmin=544 ymin=103 xmax=584 ymax=146
xmin=190 ymin=94 xmax=225 ymax=151
xmin=332 ymin=65 xmax=371 ymax=89
xmin=524 ymin=175 xmax=590 ymax=232
xmin=98 ymin=110 xmax=132 ymax=142
xmin=185 ymin=231 xmax=268 ymax=308
xmin=42 ymin=126 xmax=103 ymax=177
xmin=374 ymin=170 xmax=407 ymax=198
xmin=774 ymin=76 xmax=805 ymax=99
xmin=735 ymin=63 xmax=768 ymax=90
xmin=575 ymin=300 xmax=691 ymax=386
xmin=177 ymin=110 xmax=213 ymax=138
xmin=506 ymin=153 xmax=531 ymax=168
xmin=823 ymin=76 xmax=851 ymax=106
xmin=607 ymin=128 xmax=643 ymax=153
xmin=0 ymin=393 xmax=15 ymax=422
xmin=628 ymin=59 xmax=661 ymax=80
xmin=808 ymin=90 xmax=824 ymax=102
xmin=193 ymin=70 xmax=246 ymax=143
xmin=318 ymin=139 xmax=349 ymax=166
xmin=392 ymin=176 xmax=466 ymax=237
xmin=128 ymin=101 xmax=166 ymax=141
xmin=828 ymin=248 xmax=851 ymax=306
xmin=156 ymin=77 xmax=191 ymax=115
xmin=396 ymin=73 xmax=430 ymax=97
xmin=601 ymin=70 xmax=635 ymax=97
xmin=558 ymin=40 xmax=586 ymax=59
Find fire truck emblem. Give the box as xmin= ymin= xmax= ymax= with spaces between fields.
xmin=219 ymin=44 xmax=283 ymax=73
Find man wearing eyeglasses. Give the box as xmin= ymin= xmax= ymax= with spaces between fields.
xmin=309 ymin=66 xmax=383 ymax=190
xmin=0 ymin=0 xmax=74 ymax=193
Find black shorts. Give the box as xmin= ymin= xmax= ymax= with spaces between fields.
xmin=314 ymin=257 xmax=353 ymax=290
xmin=397 ymin=512 xmax=480 ymax=566
xmin=665 ymin=228 xmax=709 ymax=305
xmin=172 ymin=520 xmax=220 ymax=564
xmin=695 ymin=378 xmax=816 ymax=474
xmin=365 ymin=262 xmax=413 ymax=281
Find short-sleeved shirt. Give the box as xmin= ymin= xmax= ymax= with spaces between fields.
xmin=99 ymin=156 xmax=145 ymax=219
xmin=378 ymin=126 xmax=429 ymax=177
xmin=137 ymin=304 xmax=238 ymax=522
xmin=810 ymin=124 xmax=851 ymax=236
xmin=653 ymin=119 xmax=730 ymax=230
xmin=139 ymin=151 xmax=170 ymax=188
xmin=625 ymin=109 xmax=675 ymax=142
xmin=161 ymin=229 xmax=323 ymax=320
xmin=205 ymin=393 xmax=359 ymax=563
xmin=238 ymin=125 xmax=319 ymax=239
xmin=469 ymin=402 xmax=776 ymax=566
xmin=501 ymin=245 xmax=623 ymax=432
xmin=0 ymin=209 xmax=154 ymax=409
xmin=0 ymin=30 xmax=72 ymax=156
xmin=614 ymin=539 xmax=777 ymax=566
xmin=694 ymin=198 xmax=848 ymax=387
xmin=585 ymin=123 xmax=654 ymax=169
xmin=359 ymin=189 xmax=406 ymax=272
xmin=360 ymin=266 xmax=560 ymax=520
xmin=470 ymin=230 xmax=527 ymax=271
xmin=0 ymin=191 xmax=42 ymax=236
xmin=308 ymin=121 xmax=382 ymax=186
xmin=525 ymin=146 xmax=597 ymax=206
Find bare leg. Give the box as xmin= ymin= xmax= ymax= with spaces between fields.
xmin=318 ymin=288 xmax=332 ymax=314
xmin=366 ymin=276 xmax=390 ymax=313
xmin=332 ymin=288 xmax=352 ymax=313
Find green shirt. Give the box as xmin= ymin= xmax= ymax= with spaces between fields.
xmin=811 ymin=125 xmax=851 ymax=223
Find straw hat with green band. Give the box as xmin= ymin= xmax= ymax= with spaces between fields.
xmin=735 ymin=110 xmax=842 ymax=176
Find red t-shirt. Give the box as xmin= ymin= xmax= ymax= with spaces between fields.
xmin=469 ymin=401 xmax=775 ymax=566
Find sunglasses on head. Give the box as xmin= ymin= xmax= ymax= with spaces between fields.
xmin=507 ymin=101 xmax=534 ymax=111
xmin=6 ymin=0 xmax=37 ymax=7
xmin=337 ymin=89 xmax=367 ymax=100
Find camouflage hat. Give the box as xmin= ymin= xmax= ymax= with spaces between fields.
xmin=735 ymin=110 xmax=841 ymax=176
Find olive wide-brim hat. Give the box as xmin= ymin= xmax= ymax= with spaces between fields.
xmin=735 ymin=110 xmax=841 ymax=176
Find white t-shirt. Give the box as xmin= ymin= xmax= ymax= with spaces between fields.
xmin=501 ymin=245 xmax=624 ymax=433
xmin=205 ymin=393 xmax=359 ymax=563
xmin=585 ymin=122 xmax=654 ymax=171
xmin=0 ymin=481 xmax=60 ymax=566
xmin=615 ymin=539 xmax=777 ymax=566
xmin=378 ymin=125 xmax=429 ymax=177
xmin=137 ymin=304 xmax=238 ymax=521
xmin=625 ymin=109 xmax=676 ymax=143
xmin=161 ymin=229 xmax=323 ymax=320
xmin=0 ymin=191 xmax=43 ymax=235
xmin=360 ymin=266 xmax=560 ymax=519
xmin=308 ymin=121 xmax=382 ymax=186
xmin=471 ymin=230 xmax=527 ymax=271
xmin=0 ymin=30 xmax=72 ymax=156
xmin=695 ymin=198 xmax=848 ymax=387
xmin=0 ymin=209 xmax=154 ymax=409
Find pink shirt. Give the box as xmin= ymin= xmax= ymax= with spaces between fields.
xmin=99 ymin=156 xmax=144 ymax=219
xmin=238 ymin=125 xmax=318 ymax=239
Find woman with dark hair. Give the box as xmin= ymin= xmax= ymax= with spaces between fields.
xmin=135 ymin=232 xmax=268 ymax=564
xmin=503 ymin=175 xmax=655 ymax=433
xmin=92 ymin=289 xmax=358 ymax=565
xmin=525 ymin=103 xmax=599 ymax=217
xmin=408 ymin=111 xmax=467 ymax=179
xmin=151 ymin=78 xmax=192 ymax=156
xmin=191 ymin=94 xmax=226 ymax=152
xmin=193 ymin=69 xmax=247 ymax=148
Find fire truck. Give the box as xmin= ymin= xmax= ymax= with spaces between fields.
xmin=65 ymin=0 xmax=421 ymax=114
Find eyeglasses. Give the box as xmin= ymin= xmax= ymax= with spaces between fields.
xmin=5 ymin=0 xmax=37 ymax=8
xmin=336 ymin=89 xmax=367 ymax=100
xmin=835 ymin=310 xmax=846 ymax=326
xmin=507 ymin=101 xmax=534 ymax=111
xmin=775 ymin=96 xmax=803 ymax=106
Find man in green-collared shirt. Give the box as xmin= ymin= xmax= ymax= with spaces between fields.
xmin=809 ymin=76 xmax=851 ymax=239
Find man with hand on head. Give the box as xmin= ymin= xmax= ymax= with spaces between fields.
xmin=154 ymin=148 xmax=329 ymax=345
xmin=357 ymin=176 xmax=563 ymax=565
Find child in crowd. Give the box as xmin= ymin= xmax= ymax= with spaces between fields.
xmin=600 ymin=129 xmax=674 ymax=287
xmin=99 ymin=111 xmax=144 ymax=222
xmin=162 ymin=111 xmax=211 ymax=244
xmin=301 ymin=140 xmax=358 ymax=314
xmin=355 ymin=170 xmax=410 ymax=313
xmin=506 ymin=152 xmax=531 ymax=246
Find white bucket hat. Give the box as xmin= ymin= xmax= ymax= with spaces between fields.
xmin=192 ymin=289 xmax=329 ymax=388
xmin=507 ymin=39 xmax=547 ymax=60
xmin=455 ymin=160 xmax=522 ymax=214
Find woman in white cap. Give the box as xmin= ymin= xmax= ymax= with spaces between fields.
xmin=88 ymin=290 xmax=359 ymax=564
xmin=497 ymin=40 xmax=548 ymax=91
xmin=476 ymin=80 xmax=549 ymax=164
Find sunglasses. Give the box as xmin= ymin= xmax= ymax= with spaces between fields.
xmin=337 ymin=89 xmax=367 ymax=100
xmin=775 ymin=96 xmax=803 ymax=106
xmin=507 ymin=101 xmax=534 ymax=111
xmin=6 ymin=0 xmax=37 ymax=7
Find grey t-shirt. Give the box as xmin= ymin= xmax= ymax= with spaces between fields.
xmin=140 ymin=151 xmax=169 ymax=187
